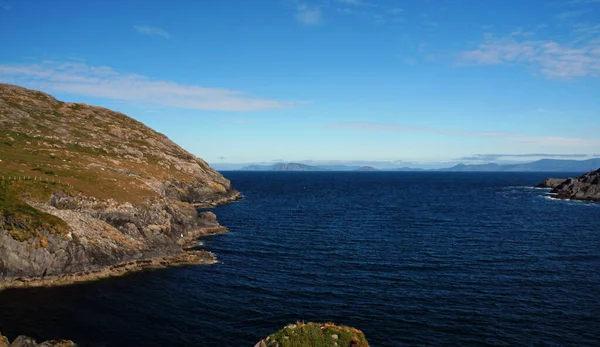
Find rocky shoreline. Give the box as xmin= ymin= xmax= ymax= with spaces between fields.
xmin=1 ymin=333 xmax=75 ymax=347
xmin=0 ymin=193 xmax=239 ymax=290
xmin=536 ymin=168 xmax=600 ymax=201
xmin=0 ymin=224 xmax=230 ymax=291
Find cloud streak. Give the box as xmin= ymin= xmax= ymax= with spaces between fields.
xmin=0 ymin=61 xmax=297 ymax=111
xmin=459 ymin=153 xmax=593 ymax=161
xmin=458 ymin=34 xmax=600 ymax=79
xmin=327 ymin=122 xmax=600 ymax=148
xmin=295 ymin=4 xmax=322 ymax=25
xmin=134 ymin=25 xmax=171 ymax=39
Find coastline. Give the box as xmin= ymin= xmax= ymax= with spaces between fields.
xmin=536 ymin=169 xmax=600 ymax=202
xmin=0 ymin=225 xmax=230 ymax=291
xmin=0 ymin=192 xmax=241 ymax=291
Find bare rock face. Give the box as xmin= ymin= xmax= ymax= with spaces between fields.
xmin=0 ymin=84 xmax=240 ymax=288
xmin=536 ymin=178 xmax=567 ymax=189
xmin=537 ymin=169 xmax=600 ymax=201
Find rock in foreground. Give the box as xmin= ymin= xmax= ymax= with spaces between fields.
xmin=537 ymin=169 xmax=600 ymax=201
xmin=255 ymin=322 xmax=369 ymax=347
xmin=0 ymin=332 xmax=75 ymax=347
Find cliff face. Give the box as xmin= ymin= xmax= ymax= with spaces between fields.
xmin=0 ymin=84 xmax=239 ymax=287
xmin=537 ymin=169 xmax=600 ymax=201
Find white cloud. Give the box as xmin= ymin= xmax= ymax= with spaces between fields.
xmin=296 ymin=4 xmax=322 ymax=25
xmin=327 ymin=122 xmax=600 ymax=148
xmin=134 ymin=25 xmax=171 ymax=39
xmin=0 ymin=61 xmax=297 ymax=111
xmin=458 ymin=35 xmax=600 ymax=79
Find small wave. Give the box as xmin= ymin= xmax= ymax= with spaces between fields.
xmin=543 ymin=195 xmax=599 ymax=206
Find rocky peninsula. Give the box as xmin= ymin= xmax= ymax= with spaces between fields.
xmin=536 ymin=168 xmax=600 ymax=201
xmin=0 ymin=84 xmax=240 ymax=289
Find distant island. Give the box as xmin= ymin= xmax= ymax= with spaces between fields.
xmin=236 ymin=158 xmax=600 ymax=173
xmin=537 ymin=168 xmax=600 ymax=201
xmin=437 ymin=159 xmax=600 ymax=172
xmin=241 ymin=162 xmax=327 ymax=171
xmin=355 ymin=166 xmax=378 ymax=171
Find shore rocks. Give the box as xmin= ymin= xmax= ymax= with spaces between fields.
xmin=537 ymin=168 xmax=600 ymax=201
xmin=535 ymin=178 xmax=567 ymax=189
xmin=256 ymin=322 xmax=369 ymax=347
xmin=0 ymin=333 xmax=75 ymax=347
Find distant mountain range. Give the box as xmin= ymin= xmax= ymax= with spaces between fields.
xmin=241 ymin=163 xmax=327 ymax=171
xmin=437 ymin=158 xmax=600 ymax=172
xmin=238 ymin=158 xmax=600 ymax=172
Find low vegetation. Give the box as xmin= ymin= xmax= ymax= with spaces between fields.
xmin=0 ymin=83 xmax=216 ymax=206
xmin=263 ymin=322 xmax=369 ymax=347
xmin=0 ymin=180 xmax=70 ymax=240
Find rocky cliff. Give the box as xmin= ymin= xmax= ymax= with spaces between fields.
xmin=0 ymin=83 xmax=239 ymax=289
xmin=536 ymin=169 xmax=600 ymax=201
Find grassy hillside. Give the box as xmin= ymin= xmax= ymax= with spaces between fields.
xmin=0 ymin=83 xmax=235 ymax=245
xmin=0 ymin=180 xmax=70 ymax=241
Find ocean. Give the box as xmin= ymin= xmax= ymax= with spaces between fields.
xmin=1 ymin=172 xmax=599 ymax=346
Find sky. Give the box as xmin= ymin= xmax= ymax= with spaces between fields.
xmin=0 ymin=0 xmax=599 ymax=168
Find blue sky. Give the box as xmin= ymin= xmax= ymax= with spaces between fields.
xmin=1 ymin=0 xmax=599 ymax=167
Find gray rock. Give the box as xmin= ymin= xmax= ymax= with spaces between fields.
xmin=538 ymin=168 xmax=600 ymax=201
xmin=535 ymin=178 xmax=566 ymax=189
xmin=9 ymin=336 xmax=37 ymax=347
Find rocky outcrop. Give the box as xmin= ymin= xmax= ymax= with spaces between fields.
xmin=535 ymin=178 xmax=566 ymax=189
xmin=255 ymin=322 xmax=369 ymax=347
xmin=0 ymin=84 xmax=240 ymax=289
xmin=0 ymin=333 xmax=75 ymax=347
xmin=537 ymin=169 xmax=600 ymax=201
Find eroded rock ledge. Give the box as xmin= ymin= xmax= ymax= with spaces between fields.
xmin=0 ymin=192 xmax=238 ymax=290
xmin=536 ymin=168 xmax=600 ymax=201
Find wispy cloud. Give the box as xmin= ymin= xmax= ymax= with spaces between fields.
xmin=0 ymin=61 xmax=297 ymax=111
xmin=0 ymin=1 xmax=11 ymax=10
xmin=295 ymin=4 xmax=322 ymax=25
xmin=555 ymin=9 xmax=590 ymax=20
xmin=335 ymin=0 xmax=374 ymax=6
xmin=567 ymin=0 xmax=600 ymax=4
xmin=327 ymin=121 xmax=513 ymax=137
xmin=459 ymin=153 xmax=592 ymax=161
xmin=134 ymin=25 xmax=171 ymax=39
xmin=327 ymin=121 xmax=600 ymax=147
xmin=324 ymin=0 xmax=404 ymax=25
xmin=458 ymin=34 xmax=600 ymax=79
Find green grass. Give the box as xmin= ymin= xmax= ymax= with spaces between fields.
xmin=0 ymin=180 xmax=71 ymax=241
xmin=264 ymin=322 xmax=369 ymax=347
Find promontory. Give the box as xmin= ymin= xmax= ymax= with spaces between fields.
xmin=537 ymin=168 xmax=600 ymax=201
xmin=0 ymin=83 xmax=240 ymax=289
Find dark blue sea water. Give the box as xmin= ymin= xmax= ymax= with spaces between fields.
xmin=1 ymin=172 xmax=599 ymax=346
